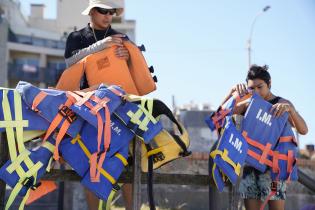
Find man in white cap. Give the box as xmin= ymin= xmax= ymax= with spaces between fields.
xmin=64 ymin=0 xmax=130 ymax=89
xmin=63 ymin=1 xmax=132 ymax=209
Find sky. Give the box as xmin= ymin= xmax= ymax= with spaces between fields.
xmin=20 ymin=0 xmax=315 ymax=148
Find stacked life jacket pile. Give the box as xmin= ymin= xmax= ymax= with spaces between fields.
xmin=205 ymin=92 xmax=298 ymax=194
xmin=0 ymin=81 xmax=191 ymax=210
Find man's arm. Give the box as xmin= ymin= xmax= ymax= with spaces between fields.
xmin=65 ymin=34 xmax=127 ymax=67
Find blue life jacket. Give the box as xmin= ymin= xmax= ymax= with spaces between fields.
xmin=0 ymin=88 xmax=49 ymax=132
xmin=81 ymin=144 xmax=129 ymax=200
xmin=114 ymin=96 xmax=163 ymax=143
xmin=210 ymin=116 xmax=248 ymax=188
xmin=205 ymin=93 xmax=251 ymax=134
xmin=70 ymin=84 xmax=125 ymax=128
xmin=242 ymin=93 xmax=288 ymax=172
xmin=59 ymin=115 xmax=133 ymax=181
xmin=270 ymin=122 xmax=298 ymax=181
xmin=0 ymin=137 xmax=55 ymax=210
xmin=16 ymin=81 xmax=84 ymax=139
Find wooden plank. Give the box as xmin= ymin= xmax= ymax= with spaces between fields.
xmin=0 ymin=134 xmax=8 ymax=210
xmin=43 ymin=170 xmax=211 ymax=185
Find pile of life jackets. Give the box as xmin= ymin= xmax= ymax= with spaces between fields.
xmin=0 ymin=81 xmax=191 ymax=210
xmin=205 ymin=92 xmax=298 ymax=194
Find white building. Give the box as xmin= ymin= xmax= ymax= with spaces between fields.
xmin=0 ymin=0 xmax=135 ymax=88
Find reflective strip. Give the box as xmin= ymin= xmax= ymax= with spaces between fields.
xmin=2 ymin=90 xmax=17 ymax=159
xmin=6 ymin=150 xmax=31 ymax=173
xmin=42 ymin=141 xmax=55 ymax=153
xmin=127 ymin=101 xmax=157 ymax=132
xmin=14 ymin=91 xmax=26 ymax=154
xmin=115 ymin=153 xmax=128 ymax=166
xmin=1 ymin=90 xmax=28 ymax=160
xmin=98 ymin=200 xmax=104 ymax=210
xmin=210 ymin=149 xmax=241 ymax=176
xmin=4 ymin=149 xmax=43 ymax=210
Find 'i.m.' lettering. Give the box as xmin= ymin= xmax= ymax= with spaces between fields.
xmin=256 ymin=109 xmax=272 ymax=126
xmin=228 ymin=133 xmax=243 ymax=154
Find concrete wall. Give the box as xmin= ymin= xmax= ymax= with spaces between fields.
xmin=0 ymin=18 xmax=8 ymax=87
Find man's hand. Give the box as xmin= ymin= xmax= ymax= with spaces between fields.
xmin=115 ymin=46 xmax=130 ymax=60
xmin=103 ymin=34 xmax=124 ymax=47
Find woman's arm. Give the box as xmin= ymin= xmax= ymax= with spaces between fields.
xmin=271 ymin=99 xmax=308 ymax=135
xmin=221 ymin=84 xmax=249 ymax=115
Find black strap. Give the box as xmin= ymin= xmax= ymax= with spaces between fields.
xmin=268 ymin=96 xmax=282 ymax=105
xmin=146 ymin=144 xmax=156 ymax=210
xmin=172 ymin=134 xmax=191 ymax=157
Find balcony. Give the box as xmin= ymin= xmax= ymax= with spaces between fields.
xmin=9 ymin=31 xmax=66 ymax=50
xmin=8 ymin=63 xmax=41 ymax=83
xmin=8 ymin=63 xmax=66 ymax=86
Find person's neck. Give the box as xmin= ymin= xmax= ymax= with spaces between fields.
xmin=265 ymin=92 xmax=275 ymax=101
xmin=90 ymin=22 xmax=110 ymax=31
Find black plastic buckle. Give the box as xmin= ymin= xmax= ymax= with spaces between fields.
xmin=113 ymin=183 xmax=121 ymax=192
xmin=22 ymin=176 xmax=34 ymax=189
xmin=59 ymin=105 xmax=77 ymax=123
xmin=179 ymin=150 xmax=192 ymax=157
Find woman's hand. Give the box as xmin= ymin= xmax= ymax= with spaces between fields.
xmin=270 ymin=102 xmax=293 ymax=117
xmin=231 ymin=83 xmax=248 ymax=97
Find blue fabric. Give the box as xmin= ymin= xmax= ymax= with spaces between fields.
xmin=16 ymin=81 xmax=84 ymax=138
xmin=242 ymin=93 xmax=288 ymax=172
xmin=71 ymin=85 xmax=125 ymax=128
xmin=205 ymin=95 xmax=238 ymax=133
xmin=270 ymin=122 xmax=298 ymax=181
xmin=81 ymin=144 xmax=129 ymax=200
xmin=213 ymin=166 xmax=225 ymax=192
xmin=59 ymin=136 xmax=90 ymax=177
xmin=114 ymin=101 xmax=163 ymax=143
xmin=0 ymin=137 xmax=55 ymax=196
xmin=209 ymin=139 xmax=226 ymax=192
xmin=213 ymin=116 xmax=248 ymax=185
xmin=0 ymin=89 xmax=50 ymax=132
xmin=80 ymin=115 xmax=134 ymax=159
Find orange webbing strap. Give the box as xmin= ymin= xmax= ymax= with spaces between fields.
xmin=31 ymin=91 xmax=48 ymax=111
xmin=72 ymin=91 xmax=95 ymax=106
xmin=279 ymin=135 xmax=298 ymax=146
xmin=90 ymin=102 xmax=111 ymax=182
xmin=43 ymin=95 xmax=78 ymax=160
xmin=107 ymin=86 xmax=124 ymax=97
xmin=233 ymin=92 xmax=252 ymax=104
xmin=212 ymin=109 xmax=231 ymax=131
xmin=287 ymin=150 xmax=294 ymax=174
xmin=90 ymin=96 xmax=110 ymax=115
xmin=242 ymin=131 xmax=274 ymax=167
xmin=260 ymin=182 xmax=278 ymax=210
xmin=272 ymin=151 xmax=280 ymax=173
xmin=72 ymin=94 xmax=113 ymax=182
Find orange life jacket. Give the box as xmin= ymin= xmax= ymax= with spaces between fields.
xmin=56 ymin=41 xmax=156 ymax=95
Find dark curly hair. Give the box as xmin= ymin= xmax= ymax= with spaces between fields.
xmin=246 ymin=64 xmax=271 ymax=86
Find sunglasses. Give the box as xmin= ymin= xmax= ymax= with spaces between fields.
xmin=95 ymin=7 xmax=116 ymax=15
